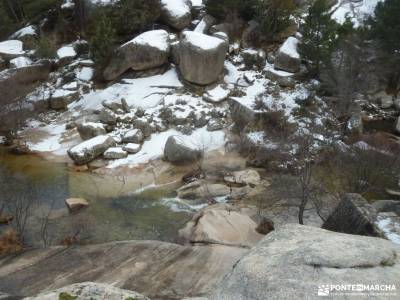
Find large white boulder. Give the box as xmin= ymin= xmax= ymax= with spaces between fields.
xmin=104 ymin=30 xmax=171 ymax=81
xmin=179 ymin=204 xmax=264 ymax=247
xmin=274 ymin=37 xmax=301 ymax=73
xmin=160 ymin=0 xmax=192 ymax=30
xmin=179 ymin=31 xmax=228 ymax=85
xmin=212 ymin=224 xmax=400 ymax=300
xmin=68 ymin=135 xmax=116 ymax=165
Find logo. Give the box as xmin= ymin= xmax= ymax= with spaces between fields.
xmin=318 ymin=285 xmax=330 ymax=296
xmin=317 ymin=283 xmax=397 ymax=297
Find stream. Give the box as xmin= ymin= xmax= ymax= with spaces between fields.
xmin=0 ymin=148 xmax=192 ymax=247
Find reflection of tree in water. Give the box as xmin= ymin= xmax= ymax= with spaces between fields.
xmin=0 ymin=160 xmax=70 ymax=248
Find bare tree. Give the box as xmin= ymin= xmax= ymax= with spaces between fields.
xmin=262 ymin=117 xmax=332 ymax=225
xmin=0 ymin=97 xmax=36 ymax=146
xmin=38 ymin=198 xmax=56 ymax=247
xmin=0 ymin=156 xmax=39 ymax=243
xmin=74 ymin=0 xmax=89 ymax=36
xmin=325 ymin=135 xmax=400 ymax=197
xmin=6 ymin=181 xmax=38 ymax=243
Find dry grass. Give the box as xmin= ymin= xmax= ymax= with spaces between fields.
xmin=0 ymin=229 xmax=23 ymax=255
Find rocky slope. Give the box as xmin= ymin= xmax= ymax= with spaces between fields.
xmin=212 ymin=224 xmax=400 ymax=300
xmin=0 ymin=240 xmax=246 ymax=299
xmin=1 ymin=223 xmax=399 ymax=299
xmin=1 ymin=0 xmax=400 ymax=299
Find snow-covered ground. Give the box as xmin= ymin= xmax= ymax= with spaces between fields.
xmin=19 ymin=44 xmax=318 ymax=169
xmin=107 ymin=127 xmax=225 ymax=168
xmin=70 ymin=68 xmax=183 ymax=111
xmin=331 ymin=0 xmax=382 ymax=27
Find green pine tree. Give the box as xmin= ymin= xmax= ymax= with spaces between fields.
xmin=298 ymin=0 xmax=339 ymax=78
xmin=256 ymin=0 xmax=296 ymax=41
xmin=369 ymin=0 xmax=400 ymax=55
xmin=205 ymin=0 xmax=258 ymax=21
xmin=89 ymin=12 xmax=116 ymax=74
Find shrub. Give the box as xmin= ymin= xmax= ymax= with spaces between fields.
xmin=0 ymin=229 xmax=23 ymax=256
xmin=262 ymin=109 xmax=297 ymax=138
xmin=368 ymin=0 xmax=400 ymax=91
xmin=256 ymin=0 xmax=296 ymax=41
xmin=0 ymin=3 xmax=17 ymax=39
xmin=35 ymin=35 xmax=58 ymax=58
xmin=369 ymin=0 xmax=400 ymax=55
xmin=89 ymin=0 xmax=161 ymax=39
xmin=22 ymin=0 xmax=63 ymax=21
xmin=0 ymin=0 xmax=62 ymax=39
xmin=298 ymin=0 xmax=340 ymax=77
xmin=242 ymin=49 xmax=266 ymax=69
xmin=58 ymin=292 xmax=77 ymax=300
xmin=205 ymin=0 xmax=258 ymax=21
xmin=88 ymin=11 xmax=116 ymax=73
xmin=112 ymin=0 xmax=161 ymax=37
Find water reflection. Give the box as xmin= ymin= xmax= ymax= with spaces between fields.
xmin=0 ymin=149 xmax=191 ymax=247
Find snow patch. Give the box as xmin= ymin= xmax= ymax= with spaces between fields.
xmin=123 ymin=30 xmax=170 ymax=52
xmin=182 ymin=31 xmax=225 ymax=51
xmin=10 ymin=25 xmax=36 ymax=39
xmin=108 ymin=127 xmax=225 ymax=168
xmin=203 ymin=85 xmax=230 ymax=103
xmin=9 ymin=56 xmax=33 ymax=68
xmin=71 ymin=68 xmax=183 ymax=111
xmin=0 ymin=40 xmax=25 ymax=56
xmin=57 ymin=45 xmax=77 ymax=59
xmin=279 ymin=37 xmax=300 ymax=59
xmin=161 ymin=0 xmax=191 ymax=19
